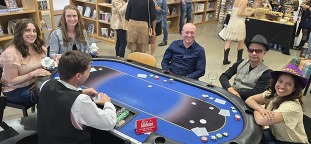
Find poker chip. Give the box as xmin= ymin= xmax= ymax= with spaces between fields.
xmin=209 ymin=97 xmax=214 ymax=100
xmin=232 ymin=109 xmax=237 ymax=113
xmin=231 ymin=106 xmax=236 ymax=110
xmin=210 ymin=135 xmax=217 ymax=141
xmin=200 ymin=119 xmax=207 ymax=124
xmin=148 ymin=85 xmax=152 ymax=88
xmin=209 ymin=107 xmax=214 ymax=110
xmin=235 ymin=114 xmax=241 ymax=121
xmin=169 ymin=78 xmax=174 ymax=84
xmin=150 ymin=74 xmax=154 ymax=77
xmin=154 ymin=76 xmax=159 ymax=80
xmin=216 ymin=133 xmax=222 ymax=139
xmin=189 ymin=120 xmax=195 ymax=124
xmin=98 ymin=68 xmax=103 ymax=70
xmin=163 ymin=80 xmax=167 ymax=83
xmin=201 ymin=136 xmax=208 ymax=143
xmin=222 ymin=132 xmax=229 ymax=137
xmin=202 ymin=94 xmax=209 ymax=98
xmin=118 ymin=119 xmax=125 ymax=126
xmin=191 ymin=102 xmax=196 ymax=105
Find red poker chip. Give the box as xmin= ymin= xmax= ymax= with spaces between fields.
xmin=201 ymin=136 xmax=208 ymax=142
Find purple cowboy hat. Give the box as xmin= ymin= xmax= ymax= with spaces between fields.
xmin=271 ymin=64 xmax=308 ymax=89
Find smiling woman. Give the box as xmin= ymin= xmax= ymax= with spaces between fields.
xmin=49 ymin=5 xmax=95 ymax=59
xmin=0 ymin=18 xmax=51 ymax=103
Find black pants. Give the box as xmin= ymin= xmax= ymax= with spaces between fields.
xmin=115 ymin=29 xmax=127 ymax=57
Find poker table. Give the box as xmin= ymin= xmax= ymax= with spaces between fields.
xmin=51 ymin=57 xmax=262 ymax=144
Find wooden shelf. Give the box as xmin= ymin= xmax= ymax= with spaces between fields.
xmin=82 ymin=16 xmax=97 ymax=22
xmin=98 ymin=3 xmax=112 ymax=7
xmin=98 ymin=20 xmax=111 ymax=25
xmin=167 ymin=15 xmax=180 ymax=18
xmin=0 ymin=9 xmax=36 ymax=16
xmin=0 ymin=34 xmax=14 ymax=41
xmin=195 ymin=11 xmax=205 ymax=14
xmin=75 ymin=0 xmax=96 ymax=5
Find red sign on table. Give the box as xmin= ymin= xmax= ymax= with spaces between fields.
xmin=135 ymin=117 xmax=157 ymax=135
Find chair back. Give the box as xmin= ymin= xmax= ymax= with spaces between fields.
xmin=127 ymin=52 xmax=156 ymax=67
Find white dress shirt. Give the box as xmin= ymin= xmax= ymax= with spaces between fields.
xmin=41 ymin=80 xmax=117 ymax=130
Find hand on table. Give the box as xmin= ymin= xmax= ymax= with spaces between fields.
xmin=95 ymin=93 xmax=112 ymax=105
xmin=227 ymin=87 xmax=241 ymax=98
xmin=82 ymin=88 xmax=98 ymax=97
xmin=30 ymin=69 xmax=51 ymax=77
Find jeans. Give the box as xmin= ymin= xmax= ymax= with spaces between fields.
xmin=261 ymin=129 xmax=304 ymax=144
xmin=162 ymin=15 xmax=168 ymax=42
xmin=179 ymin=2 xmax=192 ymax=32
xmin=115 ymin=29 xmax=127 ymax=57
xmin=3 ymin=85 xmax=38 ymax=103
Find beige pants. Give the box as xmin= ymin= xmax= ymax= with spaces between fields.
xmin=127 ymin=20 xmax=149 ymax=53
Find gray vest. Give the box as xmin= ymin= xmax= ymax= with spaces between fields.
xmin=233 ymin=60 xmax=269 ymax=90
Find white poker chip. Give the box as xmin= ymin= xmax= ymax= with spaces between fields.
xmin=191 ymin=102 xmax=197 ymax=105
xmin=200 ymin=119 xmax=207 ymax=124
xmin=98 ymin=68 xmax=103 ymax=70
xmin=189 ymin=120 xmax=195 ymax=124
xmin=209 ymin=97 xmax=214 ymax=100
xmin=231 ymin=106 xmax=236 ymax=110
xmin=148 ymin=85 xmax=152 ymax=88
xmin=164 ymin=80 xmax=167 ymax=83
xmin=209 ymin=107 xmax=214 ymax=110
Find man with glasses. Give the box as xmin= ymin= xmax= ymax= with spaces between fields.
xmin=219 ymin=35 xmax=272 ymax=101
xmin=161 ymin=23 xmax=206 ymax=80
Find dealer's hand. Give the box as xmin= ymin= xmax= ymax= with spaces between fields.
xmin=95 ymin=93 xmax=112 ymax=105
xmin=82 ymin=88 xmax=98 ymax=97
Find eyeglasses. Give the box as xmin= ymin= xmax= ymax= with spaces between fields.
xmin=248 ymin=48 xmax=263 ymax=54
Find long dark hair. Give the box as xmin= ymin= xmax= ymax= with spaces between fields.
xmin=6 ymin=19 xmax=45 ymax=57
xmin=266 ymin=73 xmax=303 ymax=110
xmin=57 ymin=5 xmax=86 ymax=47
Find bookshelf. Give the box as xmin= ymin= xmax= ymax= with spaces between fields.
xmin=216 ymin=0 xmax=233 ymax=22
xmin=167 ymin=0 xmax=218 ymax=32
xmin=36 ymin=0 xmax=56 ymax=41
xmin=0 ymin=0 xmax=56 ymax=48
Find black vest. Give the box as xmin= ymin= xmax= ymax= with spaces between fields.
xmin=38 ymin=80 xmax=90 ymax=144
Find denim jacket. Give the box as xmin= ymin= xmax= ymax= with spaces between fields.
xmin=49 ymin=28 xmax=90 ymax=58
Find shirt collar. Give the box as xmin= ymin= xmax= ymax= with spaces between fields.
xmin=178 ymin=40 xmax=196 ymax=49
xmin=58 ymin=80 xmax=79 ymax=91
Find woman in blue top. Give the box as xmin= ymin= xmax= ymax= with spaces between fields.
xmin=49 ymin=5 xmax=94 ymax=60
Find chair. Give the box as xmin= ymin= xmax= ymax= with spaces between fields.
xmin=0 ymin=68 xmax=35 ymax=117
xmin=303 ymin=114 xmax=311 ymax=142
xmin=127 ymin=52 xmax=156 ymax=67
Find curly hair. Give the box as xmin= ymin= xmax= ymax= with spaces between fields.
xmin=57 ymin=5 xmax=86 ymax=47
xmin=6 ymin=18 xmax=45 ymax=57
xmin=266 ymin=73 xmax=303 ymax=110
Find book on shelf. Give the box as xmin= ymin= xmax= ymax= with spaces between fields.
xmin=100 ymin=12 xmax=111 ymax=22
xmin=101 ymin=27 xmax=108 ymax=38
xmin=5 ymin=0 xmax=19 ymax=12
xmin=167 ymin=9 xmax=170 ymax=16
xmin=87 ymin=23 xmax=95 ymax=34
xmin=37 ymin=0 xmax=48 ymax=10
xmin=193 ymin=15 xmax=202 ymax=23
xmin=171 ymin=7 xmax=178 ymax=15
xmin=92 ymin=9 xmax=97 ymax=19
xmin=196 ymin=3 xmax=204 ymax=12
xmin=207 ymin=1 xmax=215 ymax=9
xmin=77 ymin=5 xmax=83 ymax=15
xmin=7 ymin=20 xmax=16 ymax=35
xmin=109 ymin=30 xmax=114 ymax=39
xmin=84 ymin=6 xmax=91 ymax=17
xmin=166 ymin=21 xmax=171 ymax=29
xmin=40 ymin=20 xmax=49 ymax=31
xmin=0 ymin=24 xmax=4 ymax=37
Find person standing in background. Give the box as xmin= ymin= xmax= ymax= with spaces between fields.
xmin=150 ymin=0 xmax=168 ymax=55
xmin=158 ymin=0 xmax=168 ymax=47
xmin=179 ymin=0 xmax=192 ymax=34
xmin=111 ymin=0 xmax=128 ymax=57
xmin=125 ymin=0 xmax=156 ymax=53
xmin=223 ymin=0 xmax=253 ymax=65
